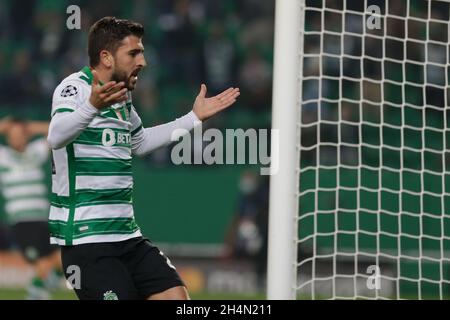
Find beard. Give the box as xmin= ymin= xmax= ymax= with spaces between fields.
xmin=111 ymin=68 xmax=136 ymax=91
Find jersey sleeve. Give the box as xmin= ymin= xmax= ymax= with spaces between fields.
xmin=130 ymin=106 xmax=144 ymax=136
xmin=129 ymin=101 xmax=145 ymax=154
xmin=128 ymin=92 xmax=143 ymax=139
xmin=51 ymin=79 xmax=88 ymax=117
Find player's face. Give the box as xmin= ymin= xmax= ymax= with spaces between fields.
xmin=7 ymin=123 xmax=29 ymax=153
xmin=111 ymin=35 xmax=146 ymax=91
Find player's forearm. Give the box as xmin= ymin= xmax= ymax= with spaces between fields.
xmin=132 ymin=111 xmax=201 ymax=156
xmin=47 ymin=101 xmax=99 ymax=149
xmin=27 ymin=121 xmax=50 ymax=136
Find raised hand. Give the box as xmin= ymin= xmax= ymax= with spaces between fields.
xmin=26 ymin=121 xmax=50 ymax=136
xmin=192 ymin=84 xmax=240 ymax=121
xmin=89 ymin=69 xmax=128 ymax=109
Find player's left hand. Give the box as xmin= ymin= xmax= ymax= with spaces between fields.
xmin=192 ymin=84 xmax=240 ymax=121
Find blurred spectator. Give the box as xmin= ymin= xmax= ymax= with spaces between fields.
xmin=203 ymin=20 xmax=237 ymax=95
xmin=223 ymin=170 xmax=269 ymax=291
xmin=10 ymin=0 xmax=36 ymax=41
xmin=3 ymin=49 xmax=44 ymax=110
xmin=157 ymin=0 xmax=203 ymax=85
xmin=238 ymin=48 xmax=272 ymax=111
xmin=0 ymin=118 xmax=63 ymax=299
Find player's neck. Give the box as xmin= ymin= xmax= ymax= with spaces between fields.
xmin=91 ymin=66 xmax=112 ymax=84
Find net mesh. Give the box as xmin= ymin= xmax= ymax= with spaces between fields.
xmin=297 ymin=0 xmax=450 ymax=299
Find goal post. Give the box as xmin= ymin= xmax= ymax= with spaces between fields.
xmin=267 ymin=0 xmax=304 ymax=300
xmin=268 ymin=0 xmax=450 ymax=300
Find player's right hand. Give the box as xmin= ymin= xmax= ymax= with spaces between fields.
xmin=89 ymin=69 xmax=128 ymax=109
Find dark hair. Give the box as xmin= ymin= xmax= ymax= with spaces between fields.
xmin=8 ymin=116 xmax=26 ymax=125
xmin=88 ymin=16 xmax=144 ymax=67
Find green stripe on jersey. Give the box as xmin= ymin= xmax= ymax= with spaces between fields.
xmin=131 ymin=124 xmax=143 ymax=136
xmin=119 ymin=108 xmax=126 ymax=120
xmin=98 ymin=106 xmax=129 ymax=121
xmin=75 ymin=157 xmax=132 ymax=176
xmin=80 ymin=66 xmax=93 ymax=85
xmin=52 ymin=108 xmax=75 ymax=117
xmin=51 ymin=193 xmax=69 ymax=208
xmin=75 ymin=127 xmax=131 ymax=148
xmin=77 ymin=188 xmax=132 ymax=206
xmin=66 ymin=143 xmax=77 ymax=246
xmin=51 ymin=188 xmax=132 ymax=208
xmin=49 ymin=217 xmax=139 ymax=239
xmin=98 ymin=108 xmax=119 ymax=120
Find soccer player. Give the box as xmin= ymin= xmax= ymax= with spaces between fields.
xmin=0 ymin=118 xmax=62 ymax=299
xmin=46 ymin=17 xmax=240 ymax=300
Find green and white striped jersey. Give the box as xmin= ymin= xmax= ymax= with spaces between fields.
xmin=49 ymin=66 xmax=144 ymax=245
xmin=0 ymin=139 xmax=50 ymax=224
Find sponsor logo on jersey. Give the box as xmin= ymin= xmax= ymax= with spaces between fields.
xmin=102 ymin=129 xmax=131 ymax=147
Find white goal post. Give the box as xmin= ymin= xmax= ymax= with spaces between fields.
xmin=267 ymin=0 xmax=304 ymax=300
xmin=268 ymin=0 xmax=450 ymax=300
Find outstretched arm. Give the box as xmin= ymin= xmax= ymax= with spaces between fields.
xmin=132 ymin=84 xmax=240 ymax=156
xmin=132 ymin=111 xmax=200 ymax=156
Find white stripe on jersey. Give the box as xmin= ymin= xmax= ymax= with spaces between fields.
xmin=50 ymin=229 xmax=142 ymax=246
xmin=74 ymin=203 xmax=134 ymax=221
xmin=90 ymin=117 xmax=133 ymax=130
xmin=76 ymin=175 xmax=133 ymax=190
xmin=3 ymin=184 xmax=47 ymax=199
xmin=1 ymin=169 xmax=44 ymax=185
xmin=52 ymin=148 xmax=69 ymax=196
xmin=73 ymin=144 xmax=131 ymax=160
xmin=49 ymin=203 xmax=134 ymax=222
xmin=6 ymin=198 xmax=49 ymax=214
xmin=49 ymin=206 xmax=69 ymax=222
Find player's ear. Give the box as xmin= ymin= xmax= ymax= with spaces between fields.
xmin=100 ymin=50 xmax=113 ymax=68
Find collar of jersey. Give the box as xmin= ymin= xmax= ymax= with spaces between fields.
xmin=80 ymin=66 xmax=104 ymax=86
xmin=81 ymin=66 xmax=126 ymax=113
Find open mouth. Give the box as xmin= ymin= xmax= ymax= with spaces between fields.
xmin=130 ymin=69 xmax=141 ymax=81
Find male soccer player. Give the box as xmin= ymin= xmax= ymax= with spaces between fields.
xmin=46 ymin=17 xmax=240 ymax=300
xmin=0 ymin=118 xmax=62 ymax=299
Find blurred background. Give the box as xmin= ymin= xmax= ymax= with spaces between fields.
xmin=0 ymin=0 xmax=274 ymax=299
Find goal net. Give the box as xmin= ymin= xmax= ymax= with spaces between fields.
xmin=268 ymin=0 xmax=450 ymax=300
